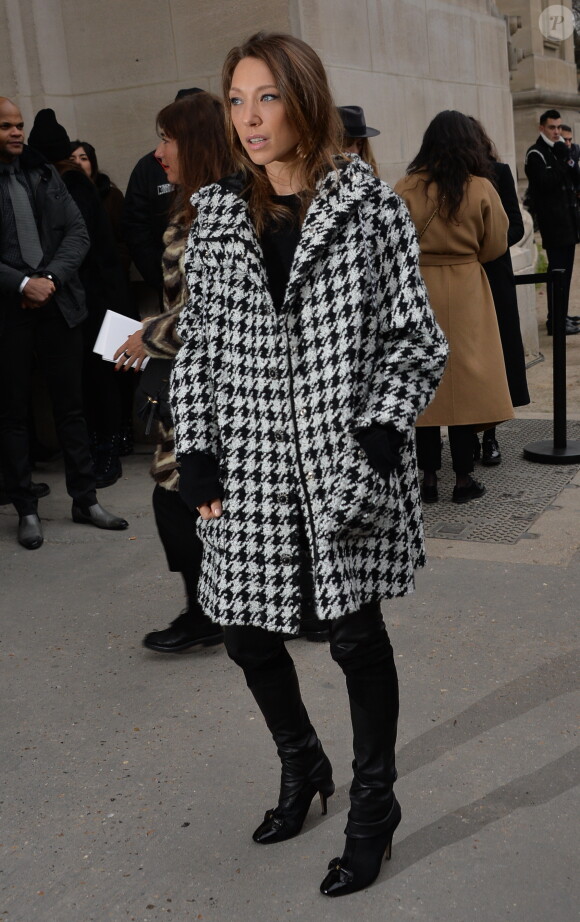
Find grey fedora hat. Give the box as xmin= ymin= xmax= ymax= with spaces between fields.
xmin=338 ymin=105 xmax=380 ymax=138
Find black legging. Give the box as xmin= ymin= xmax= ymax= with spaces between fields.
xmin=152 ymin=483 xmax=202 ymax=607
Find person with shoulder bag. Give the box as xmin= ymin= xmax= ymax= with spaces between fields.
xmin=114 ymin=92 xmax=233 ymax=652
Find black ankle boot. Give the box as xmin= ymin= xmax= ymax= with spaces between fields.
xmin=118 ymin=422 xmax=134 ymax=457
xmin=246 ymin=657 xmax=334 ymax=844
xmin=320 ymin=795 xmax=401 ymax=896
xmin=94 ymin=436 xmax=122 ymax=489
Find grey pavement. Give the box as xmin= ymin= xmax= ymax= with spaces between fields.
xmin=1 ymin=436 xmax=579 ymax=922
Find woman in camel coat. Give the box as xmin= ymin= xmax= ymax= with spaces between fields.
xmin=395 ymin=110 xmax=513 ymax=504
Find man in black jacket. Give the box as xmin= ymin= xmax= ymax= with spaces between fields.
xmin=525 ymin=108 xmax=580 ymax=335
xmin=0 ymin=96 xmax=128 ymax=549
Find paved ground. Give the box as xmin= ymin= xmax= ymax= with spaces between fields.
xmin=1 ymin=291 xmax=579 ymax=922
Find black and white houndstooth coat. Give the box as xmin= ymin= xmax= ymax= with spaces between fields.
xmin=171 ymin=158 xmax=448 ymax=633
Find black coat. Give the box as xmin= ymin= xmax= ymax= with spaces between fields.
xmin=122 ymin=152 xmax=174 ymax=293
xmin=60 ymin=168 xmax=130 ymax=339
xmin=0 ymin=145 xmax=89 ymax=334
xmin=483 ymin=161 xmax=530 ymax=407
xmin=525 ymin=135 xmax=580 ymax=249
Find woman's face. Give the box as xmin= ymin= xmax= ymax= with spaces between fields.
xmin=228 ymin=56 xmax=300 ymax=173
xmin=154 ymin=133 xmax=180 ymax=184
xmin=343 ymin=138 xmax=363 ymax=155
xmin=70 ymin=145 xmax=92 ymax=178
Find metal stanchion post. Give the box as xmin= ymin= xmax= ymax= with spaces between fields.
xmin=523 ymin=267 xmax=580 ymax=463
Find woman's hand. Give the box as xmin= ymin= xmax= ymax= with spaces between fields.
xmin=114 ymin=328 xmax=146 ymax=371
xmin=197 ymin=499 xmax=223 ymax=521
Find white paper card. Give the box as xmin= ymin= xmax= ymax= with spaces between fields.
xmin=93 ymin=310 xmax=149 ymax=367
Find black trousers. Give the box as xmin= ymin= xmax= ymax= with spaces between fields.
xmin=546 ymin=245 xmax=575 ymax=321
xmin=152 ymin=483 xmax=203 ymax=608
xmin=82 ymin=347 xmax=123 ymax=439
xmin=0 ymin=302 xmax=96 ymax=516
xmin=416 ymin=424 xmax=474 ymax=476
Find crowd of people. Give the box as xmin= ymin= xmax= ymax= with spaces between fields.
xmin=1 ymin=28 xmax=572 ymax=897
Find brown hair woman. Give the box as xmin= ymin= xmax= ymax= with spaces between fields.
xmin=395 ymin=110 xmax=513 ymax=503
xmin=113 ymin=93 xmax=233 ymax=653
xmin=170 ymin=33 xmax=447 ymax=896
xmin=338 ymin=105 xmax=380 ymax=176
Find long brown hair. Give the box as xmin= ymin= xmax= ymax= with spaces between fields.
xmin=345 ymin=137 xmax=379 ymax=177
xmin=469 ymin=117 xmax=499 ymax=164
xmin=407 ymin=110 xmax=495 ymax=223
xmin=156 ymin=92 xmax=233 ymax=224
xmin=221 ymin=31 xmax=344 ymax=233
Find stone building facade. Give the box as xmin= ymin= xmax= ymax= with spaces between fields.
xmin=496 ymin=0 xmax=579 ymax=179
xmin=2 ymin=0 xmax=541 ymax=355
xmin=3 ymin=0 xmax=517 ymax=186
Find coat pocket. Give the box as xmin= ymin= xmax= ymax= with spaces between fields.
xmin=320 ymin=436 xmax=392 ymax=538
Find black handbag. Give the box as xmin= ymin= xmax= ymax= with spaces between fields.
xmin=135 ymin=358 xmax=173 ymax=435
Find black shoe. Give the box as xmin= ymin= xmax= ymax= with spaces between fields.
xmin=546 ymin=319 xmax=579 ymax=335
xmin=71 ymin=502 xmax=128 ymax=530
xmin=320 ymin=795 xmax=402 ymax=897
xmin=452 ymin=477 xmax=486 ymax=504
xmin=30 ymin=481 xmax=50 ymax=499
xmin=118 ymin=424 xmax=134 ymax=457
xmin=143 ymin=612 xmax=224 ymax=653
xmin=298 ymin=617 xmax=331 ymax=642
xmin=567 ymin=315 xmax=580 ymax=323
xmin=420 ymin=481 xmax=438 ymax=503
xmin=18 ymin=513 xmax=43 ymax=550
xmin=94 ymin=437 xmax=122 ymax=489
xmin=252 ymin=739 xmax=335 ymax=844
xmin=481 ymin=438 xmax=501 ymax=466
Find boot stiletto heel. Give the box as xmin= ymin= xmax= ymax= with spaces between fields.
xmin=252 ymin=777 xmax=335 ymax=844
xmin=320 ymin=795 xmax=401 ymax=897
xmin=252 ymin=742 xmax=334 ymax=844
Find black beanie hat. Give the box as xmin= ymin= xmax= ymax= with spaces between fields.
xmin=175 ymin=87 xmax=204 ymax=100
xmin=28 ymin=108 xmax=72 ymax=162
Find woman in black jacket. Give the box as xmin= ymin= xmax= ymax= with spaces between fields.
xmin=70 ymin=140 xmax=132 ymax=282
xmin=71 ymin=139 xmax=136 ymax=456
xmin=471 ymin=118 xmax=530 ymax=465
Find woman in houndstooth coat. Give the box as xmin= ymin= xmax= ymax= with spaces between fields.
xmin=170 ymin=33 xmax=448 ymax=897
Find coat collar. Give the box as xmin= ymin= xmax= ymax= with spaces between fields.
xmin=191 ymin=157 xmax=378 ymax=312
xmin=534 ymin=134 xmax=557 ymax=157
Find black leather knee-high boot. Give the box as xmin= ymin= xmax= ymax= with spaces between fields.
xmin=321 ymin=602 xmax=401 ymax=896
xmin=250 ymin=652 xmax=334 ymax=843
xmin=226 ymin=633 xmax=334 ymax=845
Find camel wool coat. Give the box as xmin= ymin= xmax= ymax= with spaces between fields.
xmin=171 ymin=159 xmax=448 ymax=633
xmin=394 ymin=172 xmax=514 ymax=428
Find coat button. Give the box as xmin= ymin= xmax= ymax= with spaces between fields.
xmin=280 ymin=554 xmax=292 ymax=565
xmin=269 ymin=368 xmax=278 ymax=379
xmin=306 ymin=471 xmax=315 ymax=481
xmin=274 ymin=431 xmax=285 ymax=442
xmin=298 ymin=408 xmax=307 ymax=417
xmin=358 ymin=448 xmax=366 ymax=459
xmin=277 ymin=492 xmax=289 ymax=503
